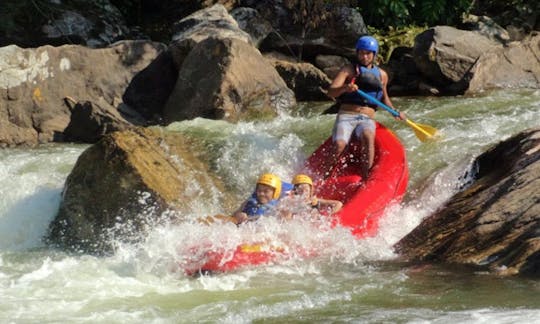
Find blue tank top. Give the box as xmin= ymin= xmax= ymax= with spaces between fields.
xmin=338 ymin=65 xmax=383 ymax=109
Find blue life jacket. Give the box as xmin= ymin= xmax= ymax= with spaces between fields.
xmin=281 ymin=182 xmax=293 ymax=196
xmin=338 ymin=64 xmax=383 ymax=109
xmin=242 ymin=197 xmax=278 ymax=217
xmin=242 ymin=182 xmax=293 ymax=217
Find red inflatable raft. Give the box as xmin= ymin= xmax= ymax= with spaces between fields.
xmin=304 ymin=122 xmax=409 ymax=237
xmin=186 ymin=122 xmax=408 ymax=275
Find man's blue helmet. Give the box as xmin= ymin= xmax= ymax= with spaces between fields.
xmin=355 ymin=36 xmax=379 ymax=54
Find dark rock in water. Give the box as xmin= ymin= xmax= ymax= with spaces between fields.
xmin=395 ymin=127 xmax=540 ymax=277
xmin=46 ymin=128 xmax=235 ymax=254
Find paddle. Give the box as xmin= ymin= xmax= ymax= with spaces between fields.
xmin=356 ymin=89 xmax=437 ymax=142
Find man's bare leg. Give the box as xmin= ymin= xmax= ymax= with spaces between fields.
xmin=358 ymin=129 xmax=375 ymax=180
xmin=324 ymin=139 xmax=347 ymax=178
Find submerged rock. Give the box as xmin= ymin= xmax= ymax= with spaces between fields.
xmin=395 ymin=127 xmax=540 ymax=277
xmin=47 ymin=128 xmax=234 ymax=254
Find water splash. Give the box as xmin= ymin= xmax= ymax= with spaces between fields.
xmin=0 ymin=145 xmax=84 ymax=250
xmin=1 ymin=90 xmax=540 ymax=322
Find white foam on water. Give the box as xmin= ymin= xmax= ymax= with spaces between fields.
xmin=1 ymin=90 xmax=539 ymax=322
xmin=0 ymin=146 xmax=83 ymax=250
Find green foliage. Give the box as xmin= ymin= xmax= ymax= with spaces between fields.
xmin=283 ymin=0 xmax=329 ymax=35
xmin=356 ymin=0 xmax=473 ymax=28
xmin=417 ymin=0 xmax=446 ymax=25
xmin=0 ymin=0 xmax=57 ymax=43
xmin=470 ymin=0 xmax=540 ymax=30
xmin=283 ymin=0 xmax=353 ymax=35
xmin=281 ymin=0 xmax=353 ymax=60
xmin=368 ymin=25 xmax=428 ymax=63
xmin=0 ymin=0 xmax=125 ymax=45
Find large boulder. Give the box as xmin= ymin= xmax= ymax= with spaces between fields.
xmin=122 ymin=4 xmax=253 ymax=122
xmin=395 ymin=127 xmax=540 ymax=276
xmin=169 ymin=4 xmax=252 ymax=69
xmin=413 ymin=26 xmax=502 ymax=93
xmin=122 ymin=50 xmax=179 ymax=122
xmin=47 ymin=127 xmax=235 ymax=254
xmin=231 ymin=7 xmax=273 ymax=47
xmin=0 ymin=40 xmax=163 ymax=146
xmin=467 ymin=32 xmax=540 ymax=93
xmin=163 ymin=37 xmax=295 ymax=123
xmin=265 ymin=54 xmax=331 ymax=101
xmin=385 ymin=47 xmax=428 ymax=96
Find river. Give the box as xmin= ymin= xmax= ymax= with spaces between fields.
xmin=1 ymin=89 xmax=539 ymax=323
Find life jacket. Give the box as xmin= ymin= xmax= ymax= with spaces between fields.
xmin=242 ymin=197 xmax=278 ymax=217
xmin=338 ymin=64 xmax=383 ymax=109
xmin=242 ymin=182 xmax=293 ymax=217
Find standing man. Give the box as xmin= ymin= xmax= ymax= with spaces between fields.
xmin=326 ymin=35 xmax=405 ymax=179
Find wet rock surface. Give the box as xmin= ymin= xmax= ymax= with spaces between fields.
xmin=395 ymin=128 xmax=540 ymax=276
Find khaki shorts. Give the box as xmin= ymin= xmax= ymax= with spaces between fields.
xmin=332 ymin=113 xmax=375 ymax=143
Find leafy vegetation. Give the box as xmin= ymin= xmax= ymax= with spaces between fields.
xmin=356 ymin=0 xmax=474 ymax=28
xmin=1 ymin=0 xmax=536 ymax=48
xmin=281 ymin=0 xmax=354 ymax=60
xmin=469 ymin=0 xmax=539 ymax=30
xmin=0 ymin=0 xmax=126 ymax=46
xmin=283 ymin=0 xmax=353 ymax=36
xmin=0 ymin=1 xmax=49 ymax=38
xmin=368 ymin=25 xmax=428 ymax=63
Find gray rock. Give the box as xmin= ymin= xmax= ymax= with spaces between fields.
xmin=231 ymin=7 xmax=273 ymax=47
xmin=122 ymin=50 xmax=178 ymax=121
xmin=395 ymin=127 xmax=540 ymax=277
xmin=461 ymin=14 xmax=511 ymax=43
xmin=63 ymin=99 xmax=135 ymax=143
xmin=0 ymin=41 xmax=163 ymax=146
xmin=164 ymin=37 xmax=295 ymax=123
xmin=47 ymin=128 xmax=235 ymax=254
xmin=413 ymin=26 xmax=502 ymax=93
xmin=267 ymin=55 xmax=331 ymax=101
xmin=169 ymin=4 xmax=252 ymax=69
xmin=468 ymin=33 xmax=540 ymax=92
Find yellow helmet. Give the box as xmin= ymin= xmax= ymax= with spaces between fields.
xmin=292 ymin=174 xmax=313 ymax=187
xmin=257 ymin=173 xmax=282 ymax=199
